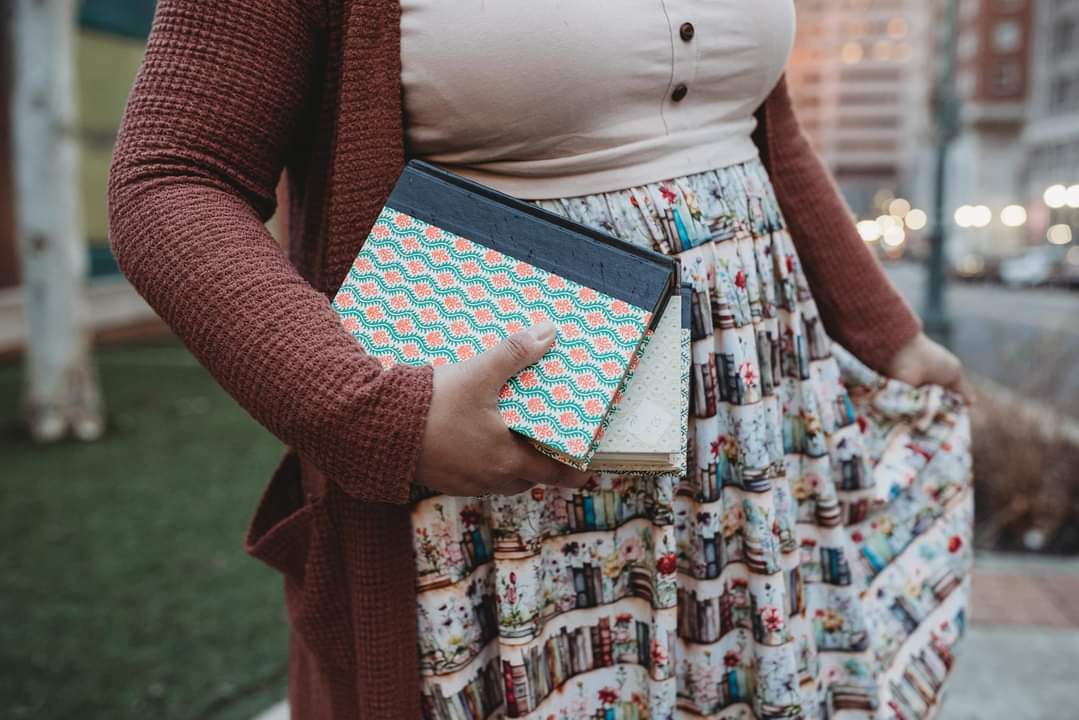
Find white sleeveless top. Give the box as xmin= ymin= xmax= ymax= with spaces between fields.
xmin=400 ymin=0 xmax=796 ymax=199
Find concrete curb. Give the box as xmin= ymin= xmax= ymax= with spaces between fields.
xmin=253 ymin=701 xmax=288 ymax=720
xmin=975 ymin=550 xmax=1079 ymax=575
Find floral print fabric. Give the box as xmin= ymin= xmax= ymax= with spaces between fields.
xmin=414 ymin=159 xmax=973 ymax=720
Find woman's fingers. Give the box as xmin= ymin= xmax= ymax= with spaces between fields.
xmin=505 ymin=435 xmax=591 ymax=490
xmin=469 ymin=322 xmax=556 ymax=397
xmin=415 ymin=326 xmax=591 ymax=498
xmin=930 ymin=345 xmax=976 ymax=405
xmin=954 ymin=371 xmax=978 ymax=406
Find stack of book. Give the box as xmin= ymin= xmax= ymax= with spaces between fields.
xmin=334 ymin=161 xmax=687 ymax=472
xmin=589 ymin=284 xmax=692 ymax=472
xmin=501 ymin=614 xmax=654 ymax=716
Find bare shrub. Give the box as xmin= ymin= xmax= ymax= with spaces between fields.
xmin=971 ymin=376 xmax=1079 ymax=554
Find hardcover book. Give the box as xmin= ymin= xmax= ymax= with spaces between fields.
xmin=589 ymin=287 xmax=692 ymax=472
xmin=333 ymin=161 xmax=677 ymax=469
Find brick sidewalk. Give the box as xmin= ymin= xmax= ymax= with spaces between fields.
xmin=942 ymin=553 xmax=1079 ymax=719
xmin=970 ymin=553 xmax=1079 ymax=628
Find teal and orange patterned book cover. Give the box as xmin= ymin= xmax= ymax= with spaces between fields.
xmin=333 ymin=162 xmax=677 ymax=469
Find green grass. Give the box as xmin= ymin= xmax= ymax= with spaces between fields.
xmin=0 ymin=338 xmax=289 ymax=720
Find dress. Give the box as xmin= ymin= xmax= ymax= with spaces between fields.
xmin=411 ymin=158 xmax=973 ymax=720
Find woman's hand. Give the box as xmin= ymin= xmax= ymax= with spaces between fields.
xmin=414 ymin=322 xmax=592 ymax=497
xmin=886 ymin=332 xmax=976 ymax=404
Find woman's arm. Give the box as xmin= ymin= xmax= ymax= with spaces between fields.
xmin=755 ymin=76 xmax=923 ymax=373
xmin=108 ymin=0 xmax=432 ymax=504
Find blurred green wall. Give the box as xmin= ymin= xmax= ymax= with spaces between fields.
xmin=79 ymin=0 xmax=156 ymax=40
xmin=76 ymin=1 xmax=156 ymax=277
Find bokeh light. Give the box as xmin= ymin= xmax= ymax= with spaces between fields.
xmin=954 ymin=205 xmax=973 ymax=228
xmin=1044 ymin=184 xmax=1067 ymax=209
xmin=1000 ymin=205 xmax=1028 ymax=227
xmin=882 ymin=225 xmax=906 ymax=248
xmin=904 ymin=208 xmax=928 ymax=230
xmin=841 ymin=41 xmax=864 ymax=64
xmin=1047 ymin=224 xmax=1073 ymax=245
xmin=857 ymin=220 xmax=882 ymax=242
xmin=1067 ymin=185 xmax=1079 ymax=209
xmin=888 ymin=198 xmax=912 ymax=217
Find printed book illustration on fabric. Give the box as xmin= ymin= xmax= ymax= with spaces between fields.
xmin=333 ymin=161 xmax=677 ymax=469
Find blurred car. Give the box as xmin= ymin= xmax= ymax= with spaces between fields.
xmin=950 ymin=252 xmax=1001 ymax=283
xmin=999 ymin=246 xmax=1058 ymax=287
xmin=1052 ymin=245 xmax=1079 ymax=289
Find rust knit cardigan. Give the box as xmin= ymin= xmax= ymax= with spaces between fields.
xmin=107 ymin=1 xmax=922 ymax=717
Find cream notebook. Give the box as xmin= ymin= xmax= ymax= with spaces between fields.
xmin=589 ymin=294 xmax=690 ymax=472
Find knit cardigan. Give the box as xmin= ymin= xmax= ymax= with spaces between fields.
xmin=107 ymin=1 xmax=922 ymax=717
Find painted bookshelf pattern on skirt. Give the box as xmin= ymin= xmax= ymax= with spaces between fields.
xmin=334 ymin=206 xmax=651 ymax=467
xmin=412 ymin=292 xmax=972 ymax=718
xmin=412 ymin=161 xmax=974 ymax=720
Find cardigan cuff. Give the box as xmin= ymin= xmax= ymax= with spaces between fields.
xmin=310 ymin=362 xmax=434 ymax=506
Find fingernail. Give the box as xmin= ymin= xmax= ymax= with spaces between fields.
xmin=529 ymin=321 xmax=556 ymax=345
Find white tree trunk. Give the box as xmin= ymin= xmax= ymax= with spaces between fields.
xmin=11 ymin=0 xmax=104 ymax=442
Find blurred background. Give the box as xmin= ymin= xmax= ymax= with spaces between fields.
xmin=1 ymin=1 xmax=1076 ymax=719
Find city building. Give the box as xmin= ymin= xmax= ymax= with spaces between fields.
xmin=946 ymin=0 xmax=1034 ymax=257
xmin=1022 ymin=0 xmax=1079 ymax=245
xmin=787 ymin=0 xmax=938 ymax=216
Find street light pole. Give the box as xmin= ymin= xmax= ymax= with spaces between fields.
xmin=925 ymin=0 xmax=960 ymax=347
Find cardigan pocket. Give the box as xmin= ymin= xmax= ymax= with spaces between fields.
xmin=246 ymin=453 xmax=357 ymax=674
xmin=246 ymin=453 xmax=314 ymax=577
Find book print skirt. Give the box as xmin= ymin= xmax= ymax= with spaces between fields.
xmin=413 ymin=158 xmax=973 ymax=720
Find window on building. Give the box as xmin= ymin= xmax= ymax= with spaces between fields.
xmin=991 ymin=61 xmax=1021 ymax=95
xmin=992 ymin=20 xmax=1022 ymax=52
xmin=1051 ymin=75 xmax=1079 ymax=111
xmin=957 ymin=69 xmax=977 ymax=98
xmin=839 ymin=67 xmax=903 ymax=83
xmin=837 ymin=115 xmax=902 ymax=129
xmin=1054 ymin=19 xmax=1076 ymax=54
xmin=837 ymin=139 xmax=899 ymax=153
xmin=958 ymin=32 xmax=979 ymax=59
xmin=838 ymin=92 xmax=899 ymax=106
xmin=994 ymin=0 xmax=1025 ymax=12
xmin=960 ymin=0 xmax=980 ymax=20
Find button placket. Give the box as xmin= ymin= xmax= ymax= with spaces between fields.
xmin=664 ymin=0 xmax=698 ymax=118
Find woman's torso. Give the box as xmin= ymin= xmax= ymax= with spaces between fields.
xmin=400 ymin=0 xmax=796 ymax=199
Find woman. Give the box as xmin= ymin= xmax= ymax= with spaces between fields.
xmin=108 ymin=1 xmax=974 ymax=718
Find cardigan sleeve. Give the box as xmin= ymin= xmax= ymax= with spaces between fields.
xmin=755 ymin=76 xmax=922 ymax=372
xmin=108 ymin=0 xmax=432 ymax=505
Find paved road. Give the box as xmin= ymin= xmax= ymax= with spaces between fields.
xmin=884 ymin=263 xmax=1079 ymax=418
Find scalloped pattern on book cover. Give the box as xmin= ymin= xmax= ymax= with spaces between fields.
xmin=333 ymin=207 xmax=652 ymax=466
